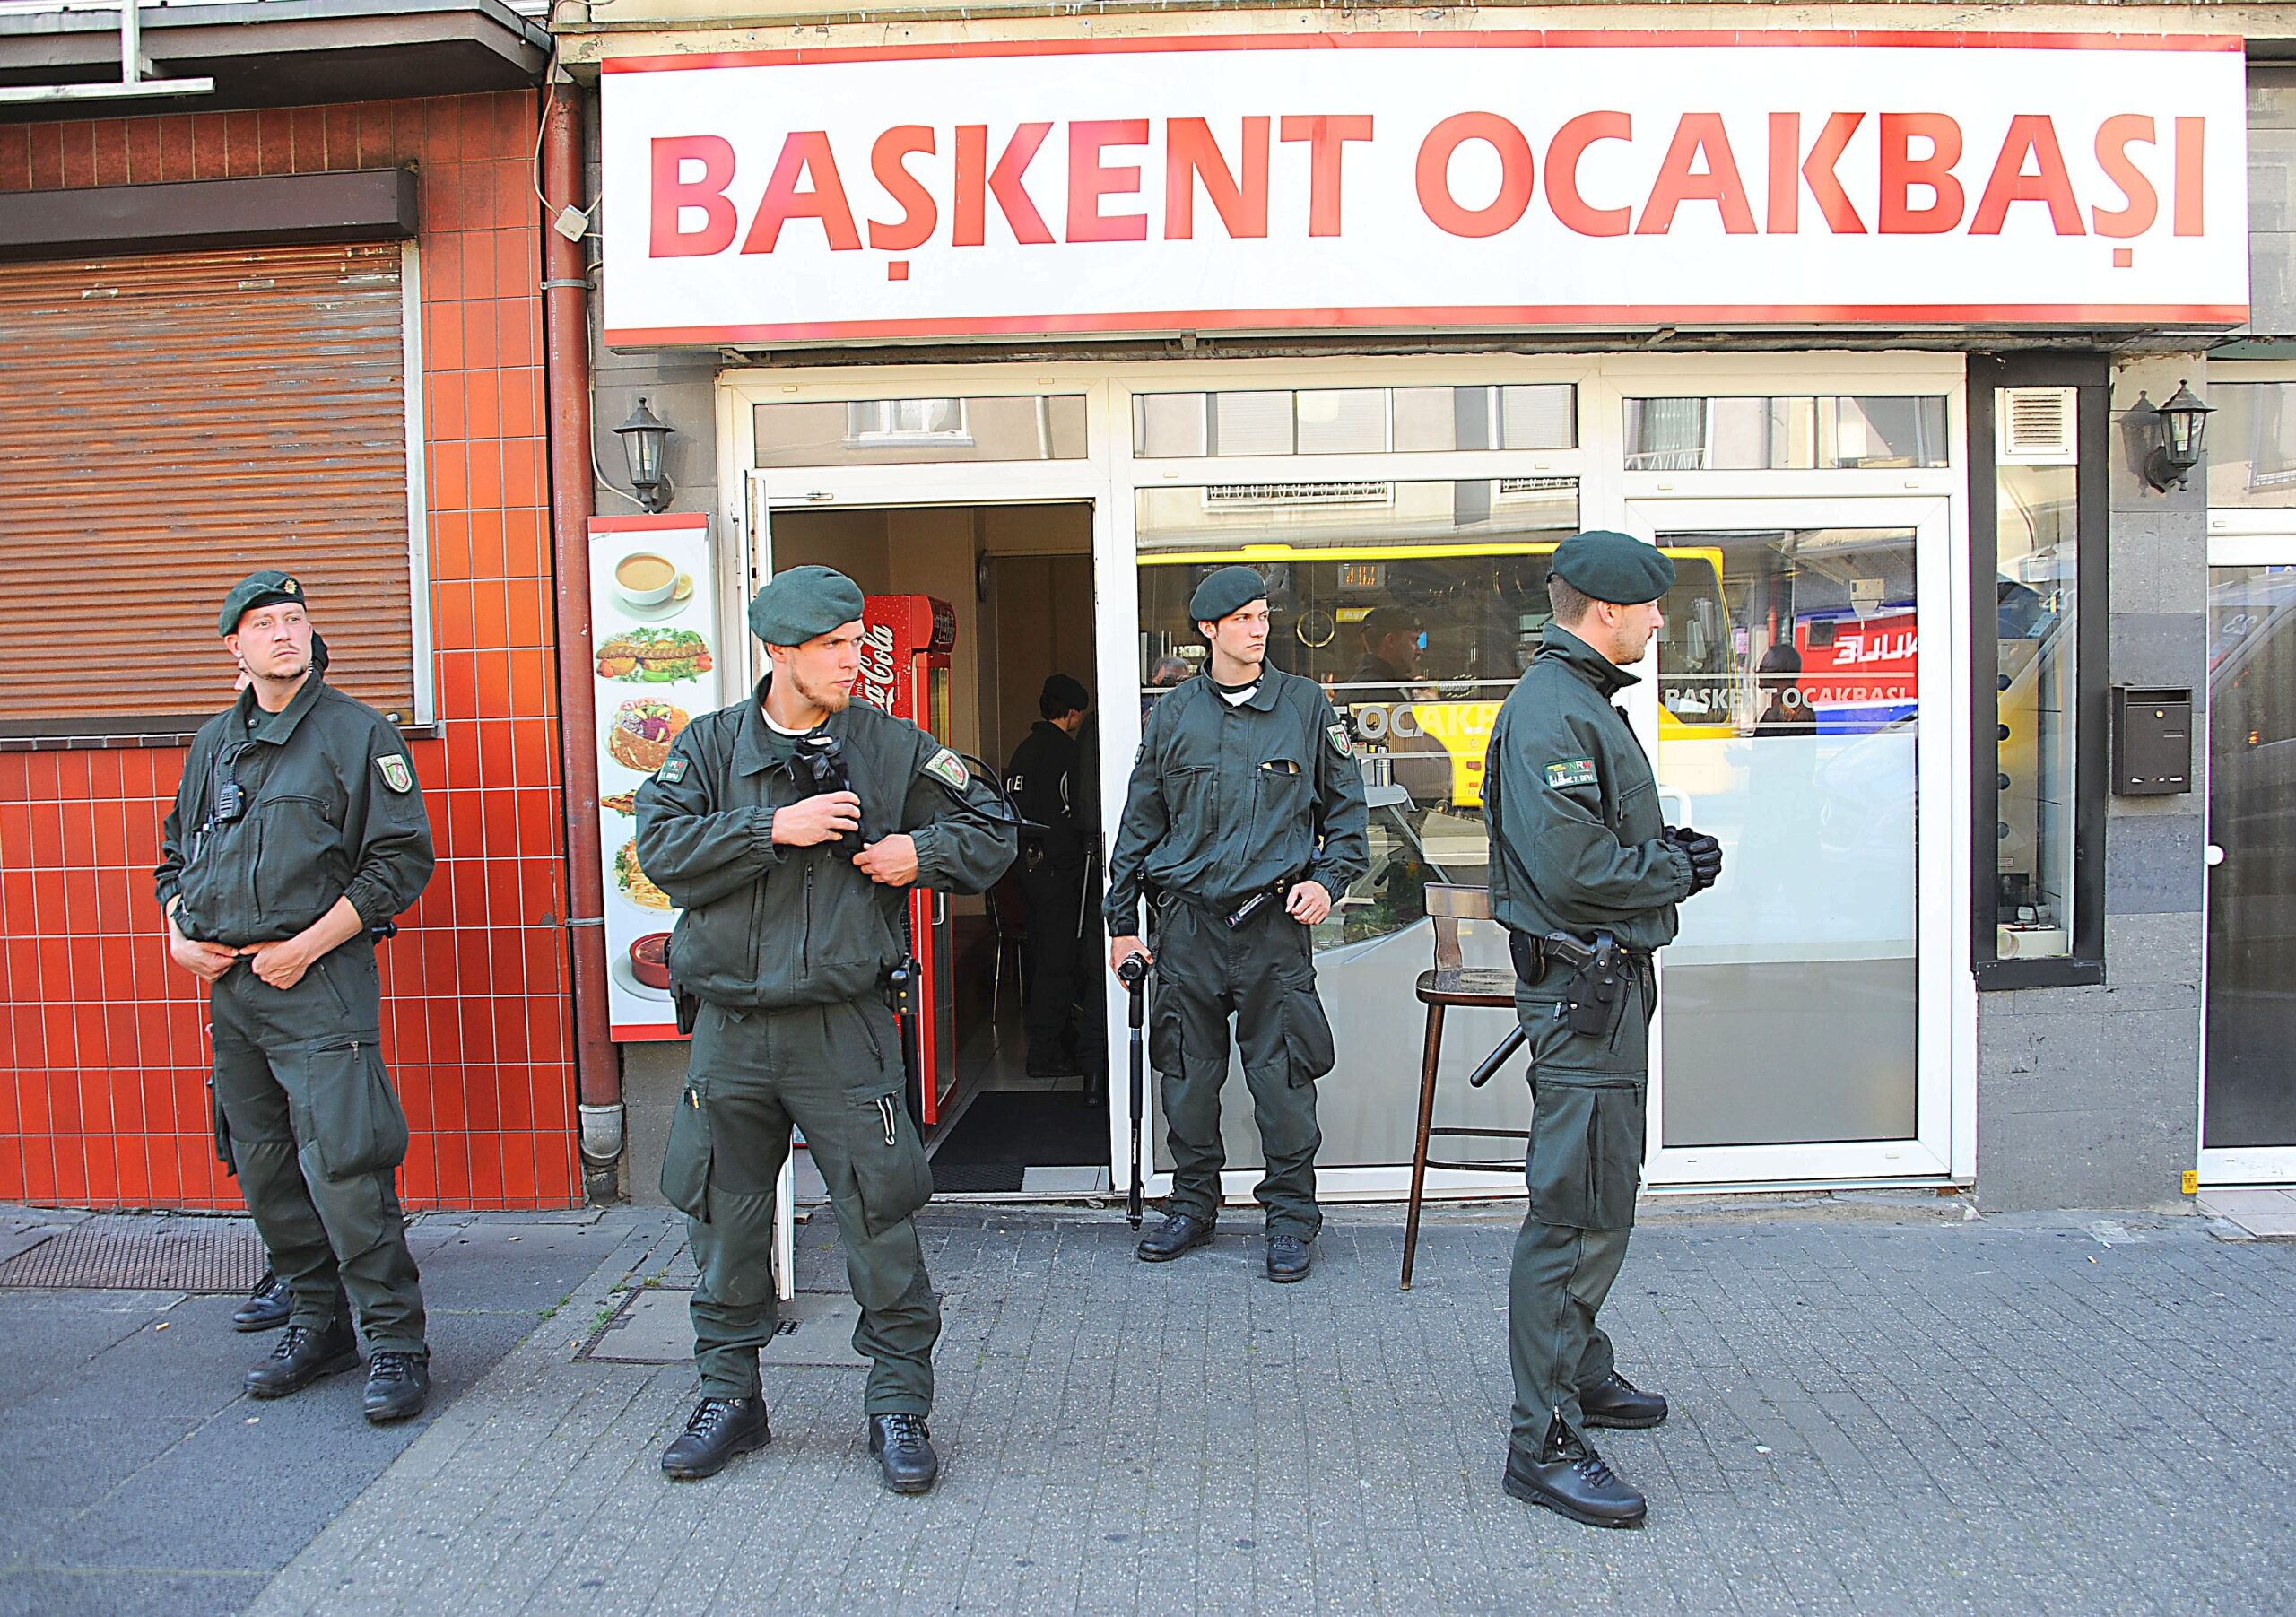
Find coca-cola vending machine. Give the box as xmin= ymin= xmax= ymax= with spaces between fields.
xmin=855 ymin=595 xmax=960 ymax=1124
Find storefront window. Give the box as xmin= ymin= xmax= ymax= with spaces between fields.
xmin=1624 ymin=396 xmax=1950 ymax=471
xmin=1132 ymin=385 xmax=1576 ymax=457
xmin=1133 ymin=477 xmax=1577 ymax=1168
xmin=1993 ymin=439 xmax=2080 ymax=960
xmin=1653 ymin=525 xmax=1922 ymax=1146
xmin=753 ymin=394 xmax=1086 ymax=465
xmin=2206 ymin=382 xmax=2296 ymax=508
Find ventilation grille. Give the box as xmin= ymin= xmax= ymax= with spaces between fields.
xmin=1202 ymin=481 xmax=1391 ymax=508
xmin=1998 ymin=387 xmax=2076 ymax=465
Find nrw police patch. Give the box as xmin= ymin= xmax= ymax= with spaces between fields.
xmin=1544 ymin=758 xmax=1598 ymax=790
xmin=660 ymin=756 xmax=689 ymax=785
xmin=1326 ymin=724 xmax=1352 ymax=759
xmin=375 ymin=753 xmax=413 ymax=794
xmin=923 ymin=748 xmax=970 ymax=791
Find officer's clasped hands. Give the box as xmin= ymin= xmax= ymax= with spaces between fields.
xmin=1668 ymin=825 xmax=1725 ymax=892
xmin=851 ymin=833 xmax=919 ymax=886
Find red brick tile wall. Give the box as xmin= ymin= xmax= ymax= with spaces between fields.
xmin=0 ymin=92 xmax=580 ymax=1210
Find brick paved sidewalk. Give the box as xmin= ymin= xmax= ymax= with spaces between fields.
xmin=246 ymin=1201 xmax=2294 ymax=1617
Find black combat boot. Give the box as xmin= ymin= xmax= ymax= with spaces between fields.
xmin=867 ymin=1413 xmax=940 ymax=1495
xmin=231 ymin=1270 xmax=291 ymax=1333
xmin=362 ymin=1350 xmax=431 ymax=1424
xmin=1503 ymin=1426 xmax=1648 ymax=1528
xmin=1579 ymin=1370 xmax=1667 ymax=1430
xmin=244 ymin=1317 xmax=360 ymax=1399
xmin=660 ymin=1397 xmax=770 ymax=1480
xmin=1135 ymin=1212 xmax=1214 ymax=1263
xmin=1264 ymin=1233 xmax=1313 ymax=1283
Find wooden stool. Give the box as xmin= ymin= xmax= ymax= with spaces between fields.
xmin=1401 ymin=883 xmax=1526 ymax=1289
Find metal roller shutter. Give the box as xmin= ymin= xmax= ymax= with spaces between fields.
xmin=0 ymin=241 xmax=418 ymax=735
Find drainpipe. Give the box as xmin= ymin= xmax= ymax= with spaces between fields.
xmin=540 ymin=82 xmax=622 ymax=1204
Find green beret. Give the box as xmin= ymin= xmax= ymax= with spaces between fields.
xmin=749 ymin=564 xmax=865 ymax=647
xmin=1551 ymin=530 xmax=1674 ymax=605
xmin=218 ymin=569 xmax=309 ymax=636
xmin=1189 ymin=565 xmax=1268 ymax=625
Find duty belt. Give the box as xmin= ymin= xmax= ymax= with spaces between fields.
xmin=1508 ymin=928 xmax=1653 ymax=1039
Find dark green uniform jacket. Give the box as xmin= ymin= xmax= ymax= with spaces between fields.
xmin=633 ymin=679 xmax=1018 ymax=1010
xmin=1483 ymin=625 xmax=1694 ymax=951
xmin=156 ymin=674 xmax=435 ymax=943
xmin=1105 ymin=669 xmax=1370 ymax=934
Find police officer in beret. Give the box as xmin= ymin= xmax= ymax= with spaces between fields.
xmin=1106 ymin=566 xmax=1369 ymax=1282
xmin=1483 ymin=531 xmax=1723 ymax=1528
xmin=635 ymin=564 xmax=1017 ymax=1491
xmin=157 ymin=571 xmax=438 ymax=1421
xmin=1006 ymin=674 xmax=1093 ymax=1079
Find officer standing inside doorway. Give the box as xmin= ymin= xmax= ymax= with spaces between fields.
xmin=1006 ymin=674 xmax=1092 ymax=1079
xmin=1483 ymin=531 xmax=1723 ymax=1528
xmin=1106 ymin=566 xmax=1368 ymax=1282
xmin=157 ymin=571 xmax=438 ymax=1422
xmin=635 ymin=565 xmax=1017 ymax=1491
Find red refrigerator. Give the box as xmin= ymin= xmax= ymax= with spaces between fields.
xmin=856 ymin=594 xmax=961 ymax=1125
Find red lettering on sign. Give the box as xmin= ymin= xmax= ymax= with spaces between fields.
xmin=649 ymin=135 xmax=740 ymax=257
xmin=1637 ymin=113 xmax=1756 ymax=235
xmin=953 ymin=123 xmax=1056 ymax=247
xmin=1165 ymin=117 xmax=1271 ymax=240
xmin=2092 ymin=114 xmax=2158 ymax=239
xmin=1067 ymin=119 xmax=1152 ymax=243
xmin=868 ymin=126 xmax=938 ymax=252
xmin=1416 ymin=113 xmax=1535 ymax=239
xmin=1767 ymin=111 xmax=1866 ymax=235
xmin=2174 ymin=117 xmax=2206 ymax=236
xmin=1878 ymin=112 xmax=1965 ymax=234
xmin=741 ymin=131 xmax=860 ymax=253
xmin=1970 ymin=114 xmax=2084 ymax=235
xmin=1544 ymin=111 xmax=1631 ymax=238
xmin=1278 ymin=114 xmax=1374 ymax=237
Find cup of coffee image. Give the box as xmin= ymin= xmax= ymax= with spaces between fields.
xmin=614 ymin=551 xmax=679 ymax=607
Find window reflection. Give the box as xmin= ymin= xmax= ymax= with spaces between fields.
xmin=1624 ymin=396 xmax=1949 ymax=471
xmin=1131 ymin=385 xmax=1576 ymax=457
xmin=2206 ymin=382 xmax=2296 ymax=509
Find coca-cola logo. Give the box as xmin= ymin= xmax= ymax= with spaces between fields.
xmin=855 ymin=622 xmax=898 ymax=714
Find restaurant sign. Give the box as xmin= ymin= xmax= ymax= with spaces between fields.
xmin=600 ymin=31 xmax=2248 ymax=345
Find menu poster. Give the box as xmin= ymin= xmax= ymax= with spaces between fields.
xmin=588 ymin=513 xmax=721 ymax=1040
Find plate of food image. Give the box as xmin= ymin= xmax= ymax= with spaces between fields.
xmin=605 ymin=699 xmax=689 ymax=773
xmin=597 ymin=627 xmax=712 ymax=683
xmin=600 ymin=787 xmax=640 ymax=818
xmin=613 ymin=839 xmax=674 ymax=912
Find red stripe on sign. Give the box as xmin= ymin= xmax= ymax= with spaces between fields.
xmin=601 ymin=30 xmax=2244 ymax=73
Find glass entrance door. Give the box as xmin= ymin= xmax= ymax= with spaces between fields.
xmin=2203 ymin=534 xmax=2296 ymax=1185
xmin=1628 ymin=499 xmax=1957 ymax=1184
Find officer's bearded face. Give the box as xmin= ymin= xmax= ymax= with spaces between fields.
xmin=1600 ymin=601 xmax=1665 ymax=665
xmin=226 ymin=605 xmax=315 ymax=683
xmin=774 ymin=622 xmax=865 ymax=714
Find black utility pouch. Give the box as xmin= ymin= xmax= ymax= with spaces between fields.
xmin=1561 ymin=939 xmax=1628 ymax=1039
xmin=674 ymin=988 xmax=700 ymax=1037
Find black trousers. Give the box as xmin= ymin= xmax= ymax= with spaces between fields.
xmin=1021 ymin=857 xmax=1088 ymax=1056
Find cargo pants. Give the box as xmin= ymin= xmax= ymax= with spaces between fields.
xmin=1149 ymin=899 xmax=1336 ymax=1239
xmin=662 ymin=998 xmax=940 ymax=1414
xmin=1507 ymin=954 xmax=1656 ymax=1452
xmin=207 ymin=939 xmax=426 ymax=1354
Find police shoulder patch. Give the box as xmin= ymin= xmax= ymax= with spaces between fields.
xmin=1544 ymin=758 xmax=1598 ymax=790
xmin=1326 ymin=723 xmax=1352 ymax=759
xmin=923 ymin=747 xmax=970 ymax=790
xmin=660 ymin=755 xmax=689 ymax=785
xmin=375 ymin=752 xmax=413 ymax=794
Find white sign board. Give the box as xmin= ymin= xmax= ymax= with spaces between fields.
xmin=601 ymin=31 xmax=2248 ymax=345
xmin=587 ymin=512 xmax=723 ymax=1041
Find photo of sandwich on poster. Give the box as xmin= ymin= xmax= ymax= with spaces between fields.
xmin=596 ymin=627 xmax=713 ymax=682
xmin=613 ymin=839 xmax=672 ymax=910
xmin=606 ymin=699 xmax=688 ymax=773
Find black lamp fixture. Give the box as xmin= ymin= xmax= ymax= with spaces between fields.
xmin=2142 ymin=379 xmax=2213 ymax=492
xmin=613 ymin=396 xmax=675 ymax=513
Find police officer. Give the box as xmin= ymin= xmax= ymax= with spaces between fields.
xmin=1483 ymin=531 xmax=1724 ymax=1528
xmin=1006 ymin=674 xmax=1092 ymax=1078
xmin=157 ymin=572 xmax=437 ymax=1422
xmin=1106 ymin=566 xmax=1368 ymax=1282
xmin=635 ymin=565 xmax=1017 ymax=1491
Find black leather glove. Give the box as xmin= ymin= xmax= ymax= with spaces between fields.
xmin=1669 ymin=824 xmax=1724 ymax=891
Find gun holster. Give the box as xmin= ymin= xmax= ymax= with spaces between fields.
xmin=1518 ymin=928 xmax=1627 ymax=1039
xmin=673 ymin=988 xmax=700 ymax=1037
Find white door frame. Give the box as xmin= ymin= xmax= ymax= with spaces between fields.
xmin=1624 ymin=493 xmax=1966 ymax=1187
xmin=2200 ymin=511 xmax=2296 ymax=1185
xmin=711 ymin=352 xmax=1973 ymax=1201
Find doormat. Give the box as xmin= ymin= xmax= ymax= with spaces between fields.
xmin=932 ymin=1089 xmax=1109 ymax=1169
xmin=932 ymin=1160 xmax=1025 ymax=1193
xmin=0 ymin=1217 xmax=265 ymax=1293
xmin=577 ymin=1286 xmax=869 ymax=1369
